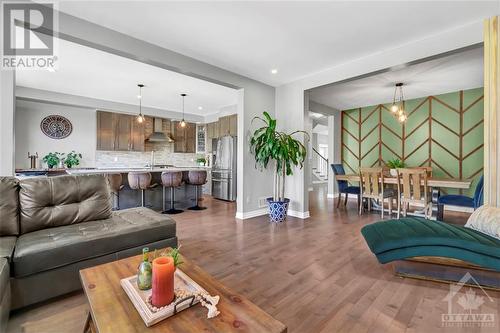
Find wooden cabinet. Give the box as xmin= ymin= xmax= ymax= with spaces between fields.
xmin=96 ymin=111 xmax=115 ymax=150
xmin=229 ymin=114 xmax=237 ymax=136
xmin=96 ymin=111 xmax=145 ymax=151
xmin=219 ymin=116 xmax=230 ymax=136
xmin=173 ymin=121 xmax=196 ymax=153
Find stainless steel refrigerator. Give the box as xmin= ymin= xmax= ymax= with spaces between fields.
xmin=212 ymin=135 xmax=237 ymax=201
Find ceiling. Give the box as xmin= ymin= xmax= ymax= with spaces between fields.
xmin=57 ymin=1 xmax=499 ymax=86
xmin=16 ymin=38 xmax=238 ymax=116
xmin=308 ymin=46 xmax=484 ymax=111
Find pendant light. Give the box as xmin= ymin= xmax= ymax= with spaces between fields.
xmin=136 ymin=84 xmax=145 ymax=123
xmin=391 ymin=82 xmax=408 ymax=123
xmin=179 ymin=93 xmax=187 ymax=128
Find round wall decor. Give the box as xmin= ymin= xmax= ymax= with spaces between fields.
xmin=40 ymin=115 xmax=73 ymax=139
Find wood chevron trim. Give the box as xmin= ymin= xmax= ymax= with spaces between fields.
xmin=462 ymin=144 xmax=484 ymax=160
xmin=360 ymin=105 xmax=379 ymax=124
xmin=381 ymin=142 xmax=402 ymax=160
xmin=408 ymin=97 xmax=430 ymax=117
xmin=432 ymin=139 xmax=460 ymax=160
xmin=360 ymin=142 xmax=379 ymax=160
xmin=344 ymin=128 xmax=359 ymax=142
xmin=360 ymin=125 xmax=378 ymax=142
xmin=381 ymin=123 xmax=402 ymax=140
xmin=432 ymin=118 xmax=460 ymax=136
xmin=342 ymin=159 xmax=356 ymax=174
xmin=342 ymin=143 xmax=359 ymax=159
xmin=432 ymin=96 xmax=460 ymax=113
xmin=469 ymin=167 xmax=484 ymax=179
xmin=343 ymin=112 xmax=357 ymax=123
xmin=463 ymin=119 xmax=484 ymax=136
xmin=404 ymin=139 xmax=429 ymax=161
xmin=463 ymin=95 xmax=485 ymax=113
xmin=405 ymin=117 xmax=430 ymax=139
xmin=431 ymin=159 xmax=455 ymax=179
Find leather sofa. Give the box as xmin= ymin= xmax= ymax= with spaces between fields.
xmin=0 ymin=174 xmax=177 ymax=328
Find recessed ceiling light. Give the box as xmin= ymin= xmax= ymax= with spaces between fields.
xmin=198 ymin=106 xmax=203 ymax=110
xmin=270 ymin=69 xmax=278 ymax=74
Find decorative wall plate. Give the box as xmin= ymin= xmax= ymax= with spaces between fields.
xmin=40 ymin=115 xmax=73 ymax=139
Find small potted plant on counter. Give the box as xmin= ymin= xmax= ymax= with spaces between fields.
xmin=387 ymin=158 xmax=405 ymax=177
xmin=42 ymin=152 xmax=64 ymax=169
xmin=64 ymin=151 xmax=82 ymax=168
xmin=196 ymin=157 xmax=206 ymax=167
xmin=250 ymin=112 xmax=308 ymax=223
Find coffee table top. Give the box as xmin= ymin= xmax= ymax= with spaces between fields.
xmin=79 ymin=250 xmax=287 ymax=333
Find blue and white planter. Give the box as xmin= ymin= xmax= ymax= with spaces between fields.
xmin=267 ymin=197 xmax=290 ymax=223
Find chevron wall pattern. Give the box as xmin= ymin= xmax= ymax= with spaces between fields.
xmin=341 ymin=87 xmax=484 ymax=196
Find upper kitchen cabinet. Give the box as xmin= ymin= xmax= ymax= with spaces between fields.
xmin=229 ymin=114 xmax=237 ymax=136
xmin=173 ymin=121 xmax=196 ymax=153
xmin=96 ymin=111 xmax=115 ymax=150
xmin=217 ymin=114 xmax=237 ymax=137
xmin=218 ymin=116 xmax=230 ymax=136
xmin=96 ymin=111 xmax=145 ymax=151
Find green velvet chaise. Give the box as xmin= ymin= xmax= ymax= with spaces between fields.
xmin=361 ymin=217 xmax=500 ymax=271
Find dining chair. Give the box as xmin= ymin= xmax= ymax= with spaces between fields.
xmin=359 ymin=167 xmax=394 ymax=218
xmin=437 ymin=175 xmax=484 ymax=220
xmin=413 ymin=166 xmax=433 ymax=177
xmin=396 ymin=168 xmax=432 ymax=219
xmin=331 ymin=164 xmax=360 ymax=208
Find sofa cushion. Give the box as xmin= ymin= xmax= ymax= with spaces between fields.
xmin=12 ymin=207 xmax=176 ymax=277
xmin=19 ymin=174 xmax=112 ymax=234
xmin=0 ymin=237 xmax=16 ymax=261
xmin=0 ymin=258 xmax=9 ymax=304
xmin=0 ymin=177 xmax=19 ymax=236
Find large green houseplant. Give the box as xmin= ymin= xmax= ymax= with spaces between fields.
xmin=250 ymin=112 xmax=308 ymax=222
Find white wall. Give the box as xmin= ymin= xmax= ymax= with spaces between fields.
xmin=1 ymin=70 xmax=15 ymax=176
xmin=276 ymin=19 xmax=485 ymax=216
xmin=15 ymin=99 xmax=96 ymax=169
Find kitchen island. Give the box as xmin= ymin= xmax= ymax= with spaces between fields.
xmin=18 ymin=166 xmax=211 ymax=212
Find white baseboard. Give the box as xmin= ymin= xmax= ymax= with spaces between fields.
xmin=288 ymin=210 xmax=310 ymax=219
xmin=235 ymin=208 xmax=268 ymax=220
xmin=327 ymin=193 xmax=338 ymax=199
xmin=443 ymin=205 xmax=474 ymax=213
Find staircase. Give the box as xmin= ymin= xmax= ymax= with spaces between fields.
xmin=312 ymin=148 xmax=328 ymax=184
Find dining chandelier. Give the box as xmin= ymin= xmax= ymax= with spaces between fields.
xmin=390 ymin=82 xmax=408 ymax=123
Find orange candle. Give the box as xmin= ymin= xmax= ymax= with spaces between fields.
xmin=151 ymin=256 xmax=175 ymax=307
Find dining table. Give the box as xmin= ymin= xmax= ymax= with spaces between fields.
xmin=334 ymin=174 xmax=472 ymax=219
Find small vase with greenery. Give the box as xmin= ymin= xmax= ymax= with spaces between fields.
xmin=42 ymin=152 xmax=64 ymax=169
xmin=64 ymin=151 xmax=82 ymax=168
xmin=250 ymin=112 xmax=308 ymax=223
xmin=386 ymin=158 xmax=405 ymax=176
xmin=196 ymin=157 xmax=206 ymax=166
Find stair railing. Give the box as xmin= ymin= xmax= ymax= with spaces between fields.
xmin=312 ymin=147 xmax=328 ymax=180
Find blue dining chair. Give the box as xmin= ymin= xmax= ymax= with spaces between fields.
xmin=437 ymin=175 xmax=484 ymax=220
xmin=331 ymin=164 xmax=360 ymax=208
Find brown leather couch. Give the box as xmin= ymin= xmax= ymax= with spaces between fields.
xmin=0 ymin=174 xmax=177 ymax=326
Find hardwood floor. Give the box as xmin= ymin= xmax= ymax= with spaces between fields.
xmin=7 ymin=185 xmax=499 ymax=333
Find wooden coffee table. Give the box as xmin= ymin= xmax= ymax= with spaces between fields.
xmin=79 ymin=250 xmax=287 ymax=333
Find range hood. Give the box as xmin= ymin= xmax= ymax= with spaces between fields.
xmin=147 ymin=118 xmax=174 ymax=142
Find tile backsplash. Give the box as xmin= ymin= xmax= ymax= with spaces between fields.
xmin=96 ymin=144 xmax=200 ymax=168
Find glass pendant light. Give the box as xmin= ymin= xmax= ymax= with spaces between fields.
xmin=180 ymin=93 xmax=187 ymax=128
xmin=391 ymin=82 xmax=408 ymax=123
xmin=136 ymin=84 xmax=145 ymax=123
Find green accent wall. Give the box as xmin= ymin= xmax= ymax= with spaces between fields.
xmin=341 ymin=87 xmax=484 ymax=196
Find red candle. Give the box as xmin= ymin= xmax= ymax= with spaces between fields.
xmin=151 ymin=256 xmax=175 ymax=307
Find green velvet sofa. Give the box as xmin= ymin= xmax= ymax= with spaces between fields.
xmin=361 ymin=217 xmax=500 ymax=272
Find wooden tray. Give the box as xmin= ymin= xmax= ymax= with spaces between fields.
xmin=121 ymin=269 xmax=208 ymax=327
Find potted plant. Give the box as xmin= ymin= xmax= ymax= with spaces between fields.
xmin=250 ymin=112 xmax=308 ymax=223
xmin=386 ymin=158 xmax=405 ymax=177
xmin=64 ymin=151 xmax=82 ymax=168
xmin=42 ymin=152 xmax=64 ymax=169
xmin=196 ymin=157 xmax=206 ymax=167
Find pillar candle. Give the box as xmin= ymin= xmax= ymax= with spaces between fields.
xmin=151 ymin=256 xmax=175 ymax=307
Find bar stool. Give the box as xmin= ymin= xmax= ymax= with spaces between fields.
xmin=161 ymin=171 xmax=184 ymax=214
xmin=107 ymin=173 xmax=124 ymax=210
xmin=187 ymin=170 xmax=207 ymax=210
xmin=128 ymin=172 xmax=152 ymax=207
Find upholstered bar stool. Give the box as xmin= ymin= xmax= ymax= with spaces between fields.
xmin=161 ymin=171 xmax=184 ymax=214
xmin=128 ymin=172 xmax=153 ymax=207
xmin=187 ymin=170 xmax=207 ymax=210
xmin=107 ymin=173 xmax=124 ymax=210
